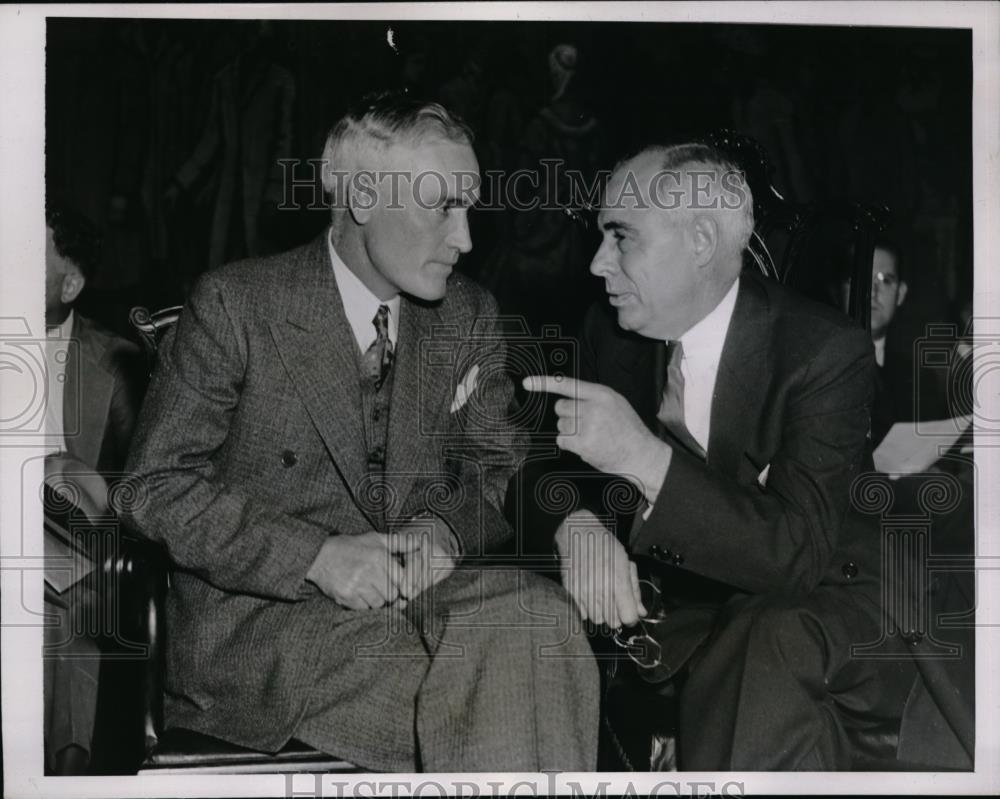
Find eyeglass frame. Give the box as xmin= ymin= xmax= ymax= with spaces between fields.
xmin=610 ymin=579 xmax=666 ymax=670
xmin=872 ymin=270 xmax=901 ymax=289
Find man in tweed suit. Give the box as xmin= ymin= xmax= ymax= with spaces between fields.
xmin=124 ymin=96 xmax=599 ymax=772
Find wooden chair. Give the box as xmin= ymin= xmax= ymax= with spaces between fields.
xmin=703 ymin=127 xmax=887 ymax=333
xmin=103 ymin=306 xmax=359 ymax=774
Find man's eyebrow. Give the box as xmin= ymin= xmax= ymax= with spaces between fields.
xmin=444 ymin=194 xmax=478 ymax=208
xmin=602 ymin=220 xmax=635 ymax=234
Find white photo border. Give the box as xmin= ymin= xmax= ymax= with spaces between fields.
xmin=2 ymin=2 xmax=997 ymax=796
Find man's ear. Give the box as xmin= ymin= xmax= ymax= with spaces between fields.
xmin=348 ymin=170 xmax=378 ymax=225
xmin=60 ymin=266 xmax=85 ymax=305
xmin=896 ymin=280 xmax=908 ymax=307
xmin=691 ymin=215 xmax=718 ymax=268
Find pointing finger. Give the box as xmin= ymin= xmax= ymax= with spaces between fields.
xmin=522 ymin=375 xmax=604 ymax=400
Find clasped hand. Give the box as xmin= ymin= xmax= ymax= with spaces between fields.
xmin=306 ymin=519 xmax=457 ymax=610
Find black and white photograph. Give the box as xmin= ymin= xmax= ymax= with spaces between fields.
xmin=1 ymin=3 xmax=997 ymax=796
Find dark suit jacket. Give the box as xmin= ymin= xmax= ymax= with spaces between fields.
xmin=123 ymin=233 xmax=524 ymax=752
xmin=63 ymin=313 xmax=142 ymax=475
xmin=579 ymin=272 xmax=881 ymax=604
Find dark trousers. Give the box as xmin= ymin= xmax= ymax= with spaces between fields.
xmin=677 ymin=587 xmax=916 ymax=770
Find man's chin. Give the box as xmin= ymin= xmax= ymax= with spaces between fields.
xmin=614 ymin=304 xmax=638 ymax=331
xmin=405 ymin=281 xmax=448 ymax=303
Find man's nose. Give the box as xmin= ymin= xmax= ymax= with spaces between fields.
xmin=590 ymin=240 xmax=615 ymax=277
xmin=448 ymin=211 xmax=473 ymax=254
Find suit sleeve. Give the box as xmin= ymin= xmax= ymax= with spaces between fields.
xmin=570 ymin=305 xmax=629 ymax=527
xmin=106 ymin=340 xmax=144 ymax=472
xmin=634 ymin=327 xmax=875 ymax=598
xmin=422 ymin=292 xmax=528 ymax=558
xmin=123 ymin=274 xmax=327 ymax=601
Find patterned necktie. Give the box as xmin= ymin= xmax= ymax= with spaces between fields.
xmin=656 ymin=340 xmax=707 ymax=461
xmin=362 ymin=305 xmax=394 ymax=390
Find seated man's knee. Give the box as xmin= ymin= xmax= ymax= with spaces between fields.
xmin=745 ymin=601 xmax=829 ymax=676
xmin=515 ymin=571 xmax=579 ymax=618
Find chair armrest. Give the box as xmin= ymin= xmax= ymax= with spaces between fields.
xmin=102 ymin=531 xmax=169 ymax=757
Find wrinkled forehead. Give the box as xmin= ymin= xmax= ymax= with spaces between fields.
xmin=384 ymin=135 xmax=477 ymax=168
xmin=601 ymin=152 xmax=708 ymax=220
xmin=380 ymin=137 xmax=481 ymax=205
xmin=602 ymin=153 xmax=663 ymax=212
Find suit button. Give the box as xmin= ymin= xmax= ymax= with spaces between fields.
xmin=649 ymin=545 xmax=664 ymax=560
xmin=281 ymin=450 xmax=297 ymax=467
xmin=672 ymin=553 xmax=684 ymax=567
xmin=842 ymin=561 xmax=859 ymax=580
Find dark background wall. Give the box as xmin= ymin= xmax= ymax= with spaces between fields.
xmin=45 ymin=18 xmax=972 ymax=344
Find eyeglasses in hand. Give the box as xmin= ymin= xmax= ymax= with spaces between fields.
xmin=611 ymin=579 xmax=665 ymax=670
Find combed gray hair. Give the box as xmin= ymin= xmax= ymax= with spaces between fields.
xmin=625 ymin=143 xmax=755 ymax=260
xmin=321 ymin=93 xmax=474 ymax=205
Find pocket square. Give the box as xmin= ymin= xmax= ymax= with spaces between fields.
xmin=450 ymin=364 xmax=480 ymax=413
xmin=757 ymin=463 xmax=771 ymax=488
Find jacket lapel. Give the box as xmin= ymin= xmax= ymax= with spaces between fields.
xmin=65 ymin=315 xmax=113 ymax=470
xmin=707 ymin=275 xmax=773 ymax=477
xmin=384 ymin=297 xmax=450 ymax=515
xmin=267 ymin=235 xmax=373 ymax=523
xmin=611 ymin=334 xmax=661 ymax=431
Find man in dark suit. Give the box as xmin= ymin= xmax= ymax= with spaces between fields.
xmin=863 ymin=240 xmax=952 ymax=444
xmin=526 ymin=143 xmax=915 ymax=769
xmin=124 ymin=96 xmax=598 ymax=772
xmin=45 ymin=205 xmax=142 ymax=474
xmin=43 ymin=204 xmax=143 ymax=774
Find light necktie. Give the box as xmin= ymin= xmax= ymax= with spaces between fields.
xmin=362 ymin=305 xmax=394 ymax=390
xmin=656 ymin=340 xmax=706 ymax=461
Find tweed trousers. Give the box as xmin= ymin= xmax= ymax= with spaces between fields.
xmin=296 ymin=568 xmax=600 ymax=772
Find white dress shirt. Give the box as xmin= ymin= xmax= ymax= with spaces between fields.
xmin=670 ymin=277 xmax=740 ymax=454
xmin=873 ymin=336 xmax=886 ymax=368
xmin=43 ymin=310 xmax=75 ymax=456
xmin=641 ymin=279 xmax=739 ymax=519
xmin=327 ymin=231 xmax=400 ymax=352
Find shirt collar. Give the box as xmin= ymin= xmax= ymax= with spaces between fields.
xmin=47 ymin=309 xmax=75 ymax=339
xmin=673 ymin=277 xmax=740 ymax=367
xmin=327 ymin=230 xmax=400 ymax=352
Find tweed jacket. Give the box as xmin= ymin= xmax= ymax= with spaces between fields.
xmin=123 ymin=233 xmax=525 ymax=751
